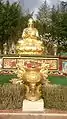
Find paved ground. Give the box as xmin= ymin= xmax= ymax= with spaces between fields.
xmin=0 ymin=109 xmax=67 ymax=119
xmin=0 ymin=112 xmax=67 ymax=119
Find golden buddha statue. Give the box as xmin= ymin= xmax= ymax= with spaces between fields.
xmin=14 ymin=19 xmax=49 ymax=101
xmin=16 ymin=18 xmax=44 ymax=55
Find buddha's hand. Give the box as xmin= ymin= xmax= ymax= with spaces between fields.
xmin=23 ymin=33 xmax=30 ymax=38
xmin=30 ymin=34 xmax=37 ymax=39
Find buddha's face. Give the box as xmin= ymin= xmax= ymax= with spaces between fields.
xmin=28 ymin=18 xmax=34 ymax=28
xmin=28 ymin=23 xmax=34 ymax=28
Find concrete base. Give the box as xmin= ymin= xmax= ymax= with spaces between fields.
xmin=23 ymin=99 xmax=44 ymax=112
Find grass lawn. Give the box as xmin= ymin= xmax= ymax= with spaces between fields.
xmin=48 ymin=75 xmax=67 ymax=86
xmin=0 ymin=74 xmax=17 ymax=84
xmin=0 ymin=74 xmax=67 ymax=85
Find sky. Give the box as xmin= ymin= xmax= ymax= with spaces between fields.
xmin=4 ymin=0 xmax=67 ymax=17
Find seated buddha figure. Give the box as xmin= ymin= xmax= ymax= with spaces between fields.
xmin=16 ymin=18 xmax=44 ymax=55
xmin=22 ymin=18 xmax=39 ymax=43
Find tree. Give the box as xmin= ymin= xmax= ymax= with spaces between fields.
xmin=0 ymin=0 xmax=23 ymax=53
xmin=0 ymin=0 xmax=33 ymax=53
xmin=36 ymin=1 xmax=67 ymax=54
xmin=37 ymin=0 xmax=51 ymax=35
xmin=51 ymin=3 xmax=67 ymax=53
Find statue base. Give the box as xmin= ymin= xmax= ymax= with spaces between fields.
xmin=22 ymin=99 xmax=44 ymax=112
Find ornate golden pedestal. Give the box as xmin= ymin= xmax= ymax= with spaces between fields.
xmin=23 ymin=68 xmax=42 ymax=101
xmin=15 ymin=58 xmax=49 ymax=101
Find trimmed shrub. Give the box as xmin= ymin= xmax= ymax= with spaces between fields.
xmin=42 ymin=84 xmax=67 ymax=110
xmin=0 ymin=84 xmax=24 ymax=109
xmin=0 ymin=83 xmax=67 ymax=110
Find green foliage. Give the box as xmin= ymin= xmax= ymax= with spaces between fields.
xmin=51 ymin=5 xmax=67 ymax=53
xmin=0 ymin=83 xmax=67 ymax=110
xmin=0 ymin=84 xmax=24 ymax=109
xmin=37 ymin=1 xmax=67 ymax=54
xmin=0 ymin=0 xmax=22 ymax=53
xmin=0 ymin=0 xmax=32 ymax=53
xmin=37 ymin=0 xmax=51 ymax=34
xmin=0 ymin=0 xmax=67 ymax=54
xmin=43 ymin=85 xmax=67 ymax=110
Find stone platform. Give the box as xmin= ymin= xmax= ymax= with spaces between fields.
xmin=23 ymin=99 xmax=44 ymax=112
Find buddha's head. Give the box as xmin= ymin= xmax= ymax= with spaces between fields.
xmin=28 ymin=18 xmax=34 ymax=28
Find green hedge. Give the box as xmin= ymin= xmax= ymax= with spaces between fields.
xmin=0 ymin=84 xmax=24 ymax=109
xmin=0 ymin=84 xmax=67 ymax=110
xmin=42 ymin=84 xmax=67 ymax=110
